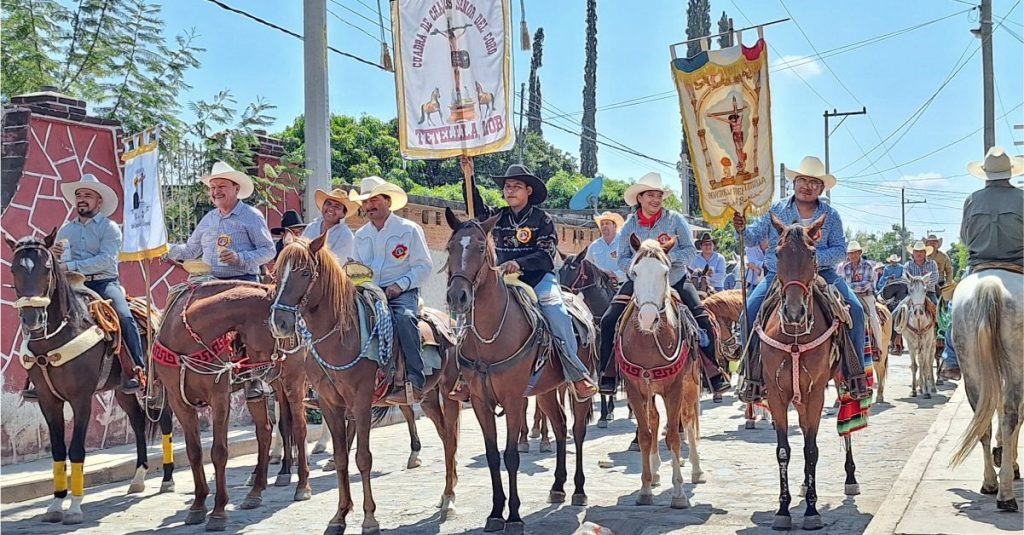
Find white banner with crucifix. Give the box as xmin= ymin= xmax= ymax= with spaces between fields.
xmin=392 ymin=0 xmax=515 ymax=159
xmin=119 ymin=126 xmax=168 ymax=260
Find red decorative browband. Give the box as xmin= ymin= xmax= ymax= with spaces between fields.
xmin=615 ymin=338 xmax=690 ymax=382
xmin=152 ymin=331 xmax=237 ymax=368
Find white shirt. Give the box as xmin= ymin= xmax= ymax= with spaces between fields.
xmin=585 ymin=236 xmax=626 ymax=280
xmin=302 ymin=218 xmax=355 ymax=263
xmin=353 ymin=213 xmax=432 ymax=291
xmin=744 ymin=245 xmax=767 ymax=285
xmin=689 ymin=251 xmax=727 ymax=289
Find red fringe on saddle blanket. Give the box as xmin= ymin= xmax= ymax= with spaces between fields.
xmin=835 ymin=333 xmax=875 ymax=437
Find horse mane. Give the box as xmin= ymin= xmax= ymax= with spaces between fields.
xmin=275 ymin=238 xmax=357 ymax=330
xmin=703 ymin=290 xmax=745 ymax=324
xmin=632 ymin=239 xmax=670 ymax=267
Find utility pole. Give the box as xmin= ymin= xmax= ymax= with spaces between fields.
xmin=979 ymin=0 xmax=995 ymax=152
xmin=779 ymin=162 xmax=787 ymax=199
xmin=824 ymin=107 xmax=867 ymax=201
xmin=901 ymin=187 xmax=926 ymax=261
xmin=303 ymin=0 xmax=331 ymax=220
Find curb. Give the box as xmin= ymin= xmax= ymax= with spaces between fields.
xmin=863 ymin=385 xmax=965 ymax=535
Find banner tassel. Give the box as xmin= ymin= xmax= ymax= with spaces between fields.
xmin=520 ymin=0 xmax=530 ymax=51
xmin=381 ymin=41 xmax=394 ymax=72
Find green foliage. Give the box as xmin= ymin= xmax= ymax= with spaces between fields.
xmin=717 ymin=11 xmax=733 ymax=48
xmin=685 ymin=0 xmax=712 ymax=57
xmin=527 ymin=28 xmax=545 ymax=137
xmin=947 ymin=241 xmax=968 ymax=279
xmin=579 ymin=0 xmax=599 ymax=177
xmin=710 ymin=222 xmax=738 ymax=258
xmin=845 ymin=224 xmax=914 ymax=263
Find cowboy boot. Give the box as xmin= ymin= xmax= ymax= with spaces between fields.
xmin=700 ymin=355 xmax=731 ymax=394
xmin=839 ymin=332 xmax=871 ymax=401
xmin=120 ymin=369 xmax=141 ymax=394
xmin=737 ymin=338 xmax=766 ymax=404
xmin=447 ymin=374 xmax=470 ymax=402
xmin=22 ymin=377 xmax=38 ymax=400
xmin=245 ymin=379 xmax=269 ymax=400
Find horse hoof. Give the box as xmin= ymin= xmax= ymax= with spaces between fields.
xmin=294 ymin=488 xmax=312 ymax=501
xmin=845 ymin=483 xmax=860 ymax=496
xmin=571 ymin=493 xmax=588 ymax=507
xmin=518 ymin=442 xmax=529 ymax=454
xmin=652 ymin=473 xmax=661 ymax=487
xmin=274 ymin=473 xmax=293 ymax=487
xmin=324 ymin=523 xmax=345 ymax=535
xmin=311 ymin=444 xmax=328 ymax=455
xmin=41 ymin=511 xmax=63 ymax=523
xmin=62 ymin=512 xmax=83 ymax=525
xmin=803 ymin=515 xmax=823 ymax=530
xmin=1015 ymin=467 xmax=1021 ymax=480
xmin=597 ymin=420 xmax=608 ymax=429
xmin=980 ymin=483 xmax=998 ymax=495
xmin=628 ymin=441 xmax=641 ymax=452
xmin=936 ymin=378 xmax=945 ymax=386
xmin=160 ymin=480 xmax=175 ymax=493
xmin=529 ymin=429 xmax=540 ymax=439
xmin=997 ymin=499 xmax=1018 ymax=512
xmin=361 ymin=524 xmax=381 ymax=535
xmin=744 ymin=420 xmax=756 ymax=430
xmin=635 ymin=493 xmax=654 ymax=506
xmin=323 ymin=459 xmax=336 ymax=472
xmin=503 ymin=521 xmax=525 ymax=535
xmin=692 ymin=471 xmax=706 ymax=484
xmin=127 ymin=480 xmax=146 ymax=494
xmin=799 ymin=484 xmax=807 ymax=497
xmin=205 ymin=516 xmax=227 ymax=532
xmin=670 ymin=496 xmax=691 ymax=509
xmin=539 ymin=442 xmax=553 ymax=453
xmin=548 ymin=490 xmax=566 ymax=504
xmin=713 ymin=393 xmax=723 ymax=403
xmin=269 ymin=455 xmax=282 ymax=465
xmin=185 ymin=508 xmax=208 ymax=525
xmin=239 ymin=495 xmax=262 ymax=510
xmin=407 ymin=456 xmax=422 ymax=469
xmin=772 ymin=515 xmax=792 ymax=530
xmin=484 ymin=517 xmax=505 ymax=532
xmin=924 ymin=392 xmax=932 ymax=400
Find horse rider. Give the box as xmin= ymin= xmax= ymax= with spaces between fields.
xmin=24 ymin=174 xmax=148 ymax=399
xmin=597 ymin=172 xmax=731 ymax=396
xmin=841 ymin=241 xmax=883 ymax=359
xmin=349 ymin=176 xmax=433 ymax=404
xmin=732 ymin=155 xmax=871 ymax=402
xmin=744 ymin=238 xmax=768 ymax=292
xmin=586 ymin=211 xmax=626 ymax=284
xmin=167 ymin=161 xmax=276 ymax=399
xmin=303 ymin=188 xmax=358 ymax=262
xmin=940 ymin=146 xmax=1024 ymax=381
xmin=902 ymin=241 xmax=939 ymax=304
xmin=460 ymin=156 xmax=599 ymax=401
xmin=271 ymin=209 xmax=307 ymax=260
xmin=690 ymin=232 xmax=727 ymax=292
xmin=924 ymin=233 xmax=954 ymax=302
xmin=877 ymin=254 xmax=904 ymax=292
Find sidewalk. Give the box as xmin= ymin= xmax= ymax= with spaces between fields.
xmin=865 ymin=384 xmax=1024 ymax=535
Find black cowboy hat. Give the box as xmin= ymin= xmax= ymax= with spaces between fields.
xmin=492 ymin=164 xmax=547 ymax=205
xmin=695 ymin=232 xmax=717 ymax=246
xmin=271 ymin=209 xmax=307 ymax=236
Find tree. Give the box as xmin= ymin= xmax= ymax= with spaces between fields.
xmin=717 ymin=11 xmax=734 ymax=48
xmin=527 ymin=28 xmax=545 ymax=136
xmin=947 ymin=241 xmax=968 ymax=279
xmin=678 ymin=0 xmax=711 ymax=216
xmin=579 ymin=0 xmax=599 ymax=177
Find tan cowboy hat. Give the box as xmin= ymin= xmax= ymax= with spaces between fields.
xmin=907 ymin=240 xmax=934 ymax=256
xmin=846 ymin=240 xmax=863 ymax=253
xmin=924 ymin=233 xmax=943 ymax=249
xmin=200 ymin=161 xmax=255 ymax=199
xmin=624 ymin=172 xmax=674 ymax=207
xmin=784 ymin=156 xmax=837 ymax=191
xmin=886 ymin=254 xmax=900 ymax=263
xmin=593 ymin=211 xmax=624 ymax=228
xmin=349 ymin=176 xmax=408 ymax=211
xmin=695 ymin=232 xmax=717 ymax=246
xmin=314 ymin=188 xmax=359 ymax=217
xmin=60 ymin=173 xmax=118 ymax=217
xmin=968 ymin=146 xmax=1024 ymax=181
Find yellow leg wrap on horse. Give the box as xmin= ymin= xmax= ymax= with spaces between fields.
xmin=162 ymin=434 xmax=173 ymax=464
xmin=70 ymin=462 xmax=85 ymax=496
xmin=53 ymin=461 xmax=67 ymax=493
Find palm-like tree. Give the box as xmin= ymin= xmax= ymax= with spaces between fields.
xmin=579 ymin=0 xmax=599 ymax=177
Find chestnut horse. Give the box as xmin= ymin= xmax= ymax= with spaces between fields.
xmin=5 ymin=231 xmax=174 ymax=525
xmin=269 ymin=233 xmax=460 ymax=535
xmin=445 ymin=209 xmax=593 ymax=535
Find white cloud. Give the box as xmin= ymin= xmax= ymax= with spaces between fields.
xmin=885 ymin=172 xmax=953 ymax=189
xmin=771 ymin=55 xmax=823 ymax=79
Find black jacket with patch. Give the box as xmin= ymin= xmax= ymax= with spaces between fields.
xmin=467 ymin=181 xmax=557 ymax=287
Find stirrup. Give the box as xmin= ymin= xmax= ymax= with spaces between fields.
xmin=844 ymin=375 xmax=871 ymax=401
xmin=737 ymin=378 xmax=765 ymax=404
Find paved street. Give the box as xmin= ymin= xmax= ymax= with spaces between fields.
xmin=2 ymin=355 xmax=956 ymax=534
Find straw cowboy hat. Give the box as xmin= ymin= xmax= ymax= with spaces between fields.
xmin=846 ymin=240 xmax=863 ymax=253
xmin=60 ymin=173 xmax=118 ymax=217
xmin=314 ymin=188 xmax=359 ymax=217
xmin=593 ymin=211 xmax=624 ymax=228
xmin=200 ymin=161 xmax=255 ymax=199
xmin=886 ymin=254 xmax=900 ymax=263
xmin=349 ymin=176 xmax=408 ymax=211
xmin=270 ymin=210 xmax=307 ymax=236
xmin=492 ymin=164 xmax=547 ymax=205
xmin=624 ymin=172 xmax=674 ymax=207
xmin=968 ymin=146 xmax=1024 ymax=181
xmin=784 ymin=156 xmax=837 ymax=191
xmin=695 ymin=232 xmax=717 ymax=246
xmin=907 ymin=240 xmax=934 ymax=256
xmin=924 ymin=233 xmax=943 ymax=249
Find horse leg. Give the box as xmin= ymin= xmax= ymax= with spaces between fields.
xmin=771 ymin=405 xmax=793 ymax=530
xmin=274 ymin=391 xmax=294 ymax=487
xmin=801 ymin=417 xmax=824 ymax=530
xmin=647 ymin=399 xmax=662 ymax=487
xmin=529 ymin=398 xmax=541 ymax=438
xmin=995 ymin=397 xmax=1022 ymax=511
xmin=166 ymin=392 xmax=208 ymax=525
xmin=61 ymin=397 xmax=93 ymax=525
xmin=352 ymin=397 xmax=380 ymax=535
xmin=470 ymin=399 xmax=506 ymax=531
xmin=539 ymin=406 xmax=552 ymax=452
xmin=503 ymin=396 xmax=527 ymax=534
xmin=876 ymin=352 xmax=888 ymax=404
xmin=156 ymin=403 xmax=176 ymax=493
xmin=38 ymin=396 xmax=68 ymax=523
xmin=631 ymin=391 xmax=655 ymax=505
xmin=909 ymin=346 xmax=920 ymax=397
xmin=664 ymin=386 xmax=689 ymax=509
xmin=287 ymin=383 xmax=312 ymax=501
xmin=420 ymin=390 xmax=458 ymax=516
xmin=270 ymin=399 xmax=283 ymax=464
xmin=113 ymin=391 xmax=149 ymax=494
xmin=923 ymin=336 xmax=936 ymax=398
xmin=745 ymin=402 xmax=757 ymax=429
xmin=537 ymin=391 xmax=568 ymax=504
xmin=205 ymin=392 xmax=234 ymax=531
xmin=842 ymin=435 xmax=860 ymax=496
xmin=570 ymin=396 xmax=590 ymax=506
xmin=518 ymin=404 xmax=530 ymax=453
xmin=321 ymin=400 xmax=352 ymax=535
xmin=400 ymin=404 xmax=422 ymax=469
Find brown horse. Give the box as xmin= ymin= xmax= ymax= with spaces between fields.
xmin=616 ymin=235 xmax=704 ymax=509
xmin=269 ymin=233 xmax=460 ymax=535
xmin=153 ymin=279 xmax=310 ymax=531
xmin=5 ymin=231 xmax=174 ymax=525
xmin=756 ymin=214 xmax=861 ymax=530
xmin=475 ymin=81 xmax=495 ymax=116
xmin=418 ymin=87 xmax=444 ymax=125
xmin=688 ymin=264 xmax=716 ymax=299
xmin=444 ymin=209 xmax=593 ymax=535
xmin=703 ymin=289 xmax=771 ymax=420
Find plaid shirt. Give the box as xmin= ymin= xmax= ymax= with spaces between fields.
xmin=742 ymin=196 xmax=847 ymax=274
xmin=841 ymin=259 xmax=876 ymax=295
xmin=168 ymin=201 xmax=275 ymax=278
xmin=903 ymin=259 xmax=939 ymax=292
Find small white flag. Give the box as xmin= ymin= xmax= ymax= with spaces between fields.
xmin=119 ymin=127 xmax=168 ymax=260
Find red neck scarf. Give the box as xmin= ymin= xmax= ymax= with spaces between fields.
xmin=637 ymin=209 xmax=663 ymax=228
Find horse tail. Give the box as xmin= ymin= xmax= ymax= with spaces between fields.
xmin=950 ymin=278 xmax=1006 ymax=467
xmin=418 ymin=106 xmax=426 ymax=125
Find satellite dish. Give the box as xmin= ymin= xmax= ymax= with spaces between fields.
xmin=569 ymin=175 xmax=604 ymax=212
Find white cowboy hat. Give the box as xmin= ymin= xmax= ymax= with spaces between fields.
xmin=846 ymin=240 xmax=863 ymax=253
xmin=314 ymin=188 xmax=359 ymax=218
xmin=907 ymin=240 xmax=934 ymax=256
xmin=784 ymin=156 xmax=837 ymax=191
xmin=200 ymin=161 xmax=255 ymax=199
xmin=624 ymin=172 xmax=674 ymax=207
xmin=593 ymin=211 xmax=624 ymax=228
xmin=886 ymin=254 xmax=900 ymax=263
xmin=968 ymin=146 xmax=1024 ymax=181
xmin=348 ymin=176 xmax=408 ymax=211
xmin=60 ymin=173 xmax=118 ymax=217
xmin=924 ymin=233 xmax=943 ymax=249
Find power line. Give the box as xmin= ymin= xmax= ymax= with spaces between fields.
xmin=327 ymin=8 xmax=381 ymax=42
xmin=328 ymin=0 xmax=391 ymax=34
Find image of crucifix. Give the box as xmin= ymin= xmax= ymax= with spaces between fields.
xmin=429 ymin=15 xmax=474 ymax=119
xmin=706 ymin=95 xmax=749 ymax=174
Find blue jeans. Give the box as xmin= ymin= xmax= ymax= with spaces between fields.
xmin=85 ymin=279 xmax=145 ymax=369
xmin=942 ymin=301 xmax=959 ymax=369
xmin=535 ymin=273 xmax=589 ymax=382
xmin=744 ymin=269 xmax=865 ymax=359
xmin=389 ymin=289 xmax=425 ymax=389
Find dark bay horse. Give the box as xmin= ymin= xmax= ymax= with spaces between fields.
xmin=5 ymin=231 xmax=174 ymax=525
xmin=269 ymin=233 xmax=460 ymax=535
xmin=445 ymin=209 xmax=593 ymax=535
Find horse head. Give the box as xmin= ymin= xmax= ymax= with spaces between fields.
xmin=5 ymin=228 xmax=73 ymax=335
xmin=771 ymin=212 xmax=825 ymax=326
xmin=559 ymin=243 xmax=591 ymax=291
xmin=905 ymin=273 xmax=930 ymax=306
xmin=628 ymin=233 xmax=675 ymax=333
xmin=270 ymin=231 xmax=356 ymax=338
xmin=444 ymin=207 xmax=499 ymax=315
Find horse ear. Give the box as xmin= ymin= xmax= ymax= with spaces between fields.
xmin=629 ymin=233 xmax=641 ymax=252
xmin=309 ymin=229 xmax=327 ymax=254
xmin=444 ymin=207 xmax=462 ymax=230
xmin=807 ymin=214 xmax=827 ymax=239
xmin=282 ymin=232 xmax=296 ymax=246
xmin=481 ymin=213 xmax=501 ymax=235
xmin=43 ymin=227 xmax=58 ymax=248
xmin=770 ymin=212 xmax=785 ymax=234
xmin=660 ymin=237 xmax=677 ymax=253
xmin=577 ymin=243 xmax=590 ymax=260
xmin=2 ymin=233 xmax=16 ymax=251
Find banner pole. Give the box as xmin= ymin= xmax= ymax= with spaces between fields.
xmin=463 ymin=154 xmax=475 ymax=219
xmin=737 ymin=209 xmax=750 ymax=384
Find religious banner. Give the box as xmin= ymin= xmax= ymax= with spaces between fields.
xmin=392 ymin=0 xmax=515 ymax=159
xmin=119 ymin=126 xmax=168 ymax=260
xmin=671 ymin=36 xmax=775 ymax=227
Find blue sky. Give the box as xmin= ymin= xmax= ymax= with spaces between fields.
xmin=160 ymin=0 xmax=1024 ymax=247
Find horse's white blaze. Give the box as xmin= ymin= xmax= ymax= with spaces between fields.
xmin=632 ymin=256 xmax=669 ymax=332
xmin=18 ymin=256 xmax=34 ymax=271
xmin=458 ymin=236 xmax=471 ymax=272
xmin=270 ymin=260 xmax=293 ymax=331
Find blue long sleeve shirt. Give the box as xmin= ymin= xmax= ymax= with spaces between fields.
xmin=742 ymin=196 xmax=847 ymax=274
xmin=617 ymin=209 xmax=697 ymax=285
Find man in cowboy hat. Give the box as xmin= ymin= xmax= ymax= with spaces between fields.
xmin=733 ymin=156 xmax=871 ymax=402
xmin=841 ymin=241 xmax=883 ymax=358
xmin=168 ymin=161 xmax=275 ymax=399
xmin=349 ymin=176 xmax=433 ymax=404
xmin=460 ymin=157 xmax=599 ymax=401
xmin=877 ymin=254 xmax=904 ymax=292
xmin=302 ymin=188 xmax=358 ymax=262
xmin=586 ymin=211 xmax=626 ymax=283
xmin=903 ymin=241 xmax=939 ymax=304
xmin=923 ymin=233 xmax=953 ymax=300
xmin=690 ymin=232 xmax=727 ymax=292
xmin=597 ymin=171 xmax=731 ymax=395
xmin=271 ymin=209 xmax=307 ymax=260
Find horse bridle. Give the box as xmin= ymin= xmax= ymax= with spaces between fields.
xmin=269 ymin=258 xmax=328 ymax=358
xmin=10 ymin=242 xmax=68 ymax=341
xmin=446 ymin=225 xmax=510 ymax=345
xmin=777 ymin=278 xmax=815 ymax=337
xmin=565 ymin=258 xmax=600 ymax=294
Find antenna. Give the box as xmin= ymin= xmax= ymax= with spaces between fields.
xmin=569 ymin=175 xmax=604 ymax=213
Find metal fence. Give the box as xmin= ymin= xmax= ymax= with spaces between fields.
xmin=159 ymin=140 xmax=212 ymax=244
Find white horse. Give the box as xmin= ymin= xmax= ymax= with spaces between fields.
xmin=949 ymin=268 xmax=1023 ymax=512
xmin=894 ymin=274 xmax=937 ymax=398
